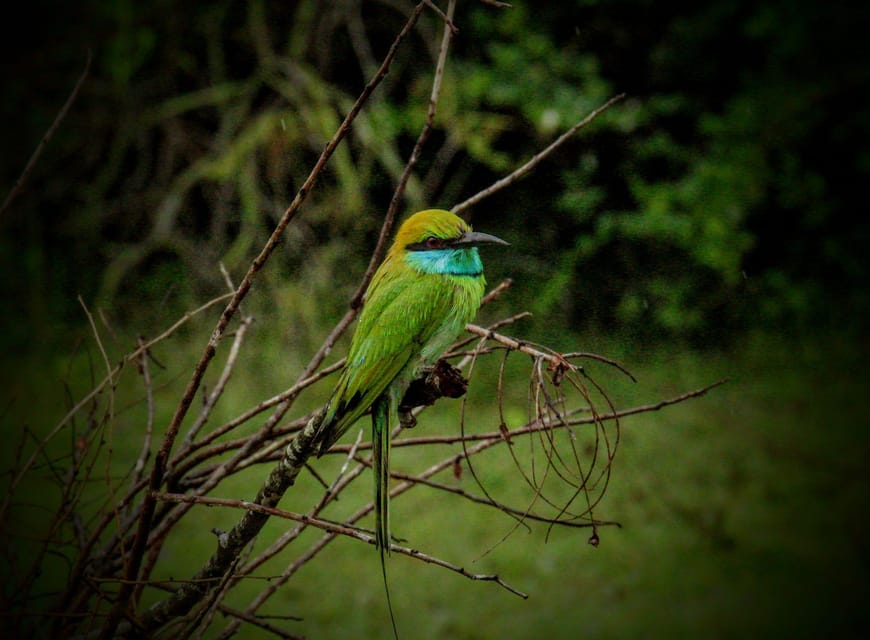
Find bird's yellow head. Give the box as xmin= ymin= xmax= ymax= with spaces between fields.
xmin=391 ymin=209 xmax=508 ymax=254
xmin=390 ymin=209 xmax=508 ymax=276
xmin=392 ymin=209 xmax=470 ymax=252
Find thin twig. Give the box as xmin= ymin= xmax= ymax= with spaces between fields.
xmin=208 ymin=605 xmax=304 ymax=640
xmin=452 ymin=93 xmax=625 ymax=215
xmin=564 ymin=351 xmax=637 ymax=382
xmin=179 ymin=315 xmax=253 ymax=450
xmin=479 ymin=278 xmax=514 ymax=306
xmin=0 ymin=291 xmax=234 ymax=535
xmin=389 ymin=470 xmax=616 ymax=529
xmin=0 ymin=50 xmax=92 ymax=218
xmin=424 ymin=0 xmax=459 ymax=33
xmin=167 ymin=360 xmax=343 ymax=473
xmin=78 ymin=296 xmax=115 ymax=398
xmin=131 ymin=337 xmax=155 ymax=490
xmin=319 ymin=379 xmax=728 ymax=452
xmin=152 ymin=492 xmax=528 ymax=599
xmin=78 ymin=297 xmax=125 ymax=569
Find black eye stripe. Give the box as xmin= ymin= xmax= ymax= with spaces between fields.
xmin=406 ymin=236 xmax=457 ymax=251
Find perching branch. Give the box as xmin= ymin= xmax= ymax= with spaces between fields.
xmin=136 ymin=410 xmax=323 ymax=634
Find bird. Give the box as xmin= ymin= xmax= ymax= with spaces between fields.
xmin=312 ymin=208 xmax=507 ymax=634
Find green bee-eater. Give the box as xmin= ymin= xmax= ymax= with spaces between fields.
xmin=313 ymin=208 xmax=506 ymax=624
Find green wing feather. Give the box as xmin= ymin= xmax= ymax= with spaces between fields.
xmin=316 ymin=263 xmax=457 ymax=454
xmin=316 ymin=263 xmax=461 ymax=640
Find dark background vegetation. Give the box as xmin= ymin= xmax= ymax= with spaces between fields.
xmin=3 ymin=0 xmax=868 ymax=345
xmin=1 ymin=1 xmax=868 ymax=638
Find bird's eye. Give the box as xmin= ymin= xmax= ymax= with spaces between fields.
xmin=425 ymin=236 xmax=443 ymax=249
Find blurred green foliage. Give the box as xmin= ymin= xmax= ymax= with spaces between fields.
xmin=1 ymin=0 xmax=867 ymax=349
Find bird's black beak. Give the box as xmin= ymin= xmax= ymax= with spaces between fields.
xmin=452 ymin=230 xmax=509 ymax=248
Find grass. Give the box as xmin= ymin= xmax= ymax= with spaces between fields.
xmin=2 ymin=319 xmax=867 ymax=639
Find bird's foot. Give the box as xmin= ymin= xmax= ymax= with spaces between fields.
xmin=399 ymin=409 xmax=417 ymax=429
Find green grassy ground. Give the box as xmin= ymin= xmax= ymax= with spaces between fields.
xmin=3 ymin=327 xmax=867 ymax=638
xmin=271 ymin=331 xmax=867 ymax=640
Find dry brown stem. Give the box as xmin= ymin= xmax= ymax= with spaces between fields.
xmin=0 ymin=51 xmax=92 ymax=218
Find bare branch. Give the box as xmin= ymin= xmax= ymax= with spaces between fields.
xmin=0 ymin=291 xmax=234 ymax=534
xmin=424 ymin=0 xmax=459 ymax=33
xmin=100 ymin=6 xmax=432 ymax=636
xmin=179 ymin=315 xmax=253 ymax=450
xmin=452 ymin=93 xmax=626 ymax=215
xmin=152 ymin=492 xmax=528 ymax=599
xmin=388 ymin=469 xmax=618 ymax=529
xmin=0 ymin=50 xmax=92 ymax=218
xmin=351 ymin=0 xmax=458 ymax=309
xmin=131 ymin=337 xmax=155 ymax=490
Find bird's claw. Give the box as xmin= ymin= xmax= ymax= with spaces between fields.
xmin=399 ymin=409 xmax=417 ymax=429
